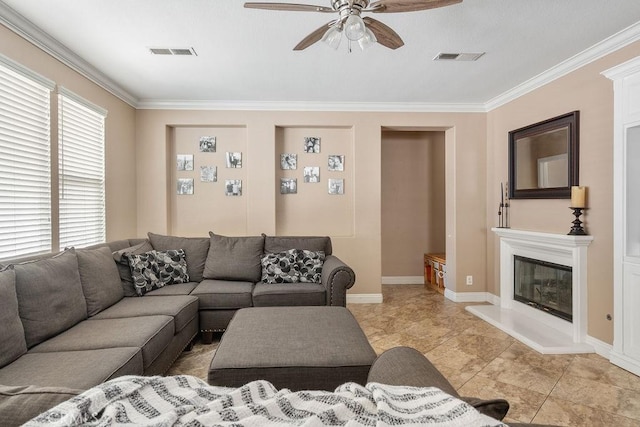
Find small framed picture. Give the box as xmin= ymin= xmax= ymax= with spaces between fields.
xmin=177 ymin=154 xmax=194 ymax=171
xmin=280 ymin=178 xmax=297 ymax=194
xmin=303 ymin=166 xmax=320 ymax=183
xmin=199 ymin=136 xmax=216 ymax=152
xmin=328 ymin=178 xmax=344 ymax=195
xmin=226 ymin=152 xmax=242 ymax=168
xmin=177 ymin=178 xmax=194 ymax=195
xmin=303 ymin=137 xmax=320 ymax=153
xmin=328 ymin=155 xmax=344 ymax=171
xmin=200 ymin=166 xmax=217 ymax=182
xmin=225 ymin=179 xmax=242 ymax=196
xmin=280 ymin=153 xmax=297 ymax=170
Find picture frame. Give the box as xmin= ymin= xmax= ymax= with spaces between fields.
xmin=328 ymin=155 xmax=344 ymax=171
xmin=303 ymin=166 xmax=320 ymax=183
xmin=200 ymin=166 xmax=217 ymax=182
xmin=280 ymin=153 xmax=297 ymax=170
xmin=328 ymin=179 xmax=344 ymax=195
xmin=303 ymin=137 xmax=320 ymax=153
xmin=226 ymin=152 xmax=242 ymax=168
xmin=225 ymin=179 xmax=242 ymax=196
xmin=199 ymin=136 xmax=216 ymax=152
xmin=176 ymin=154 xmax=194 ymax=171
xmin=177 ymin=178 xmax=194 ymax=195
xmin=280 ymin=178 xmax=297 ymax=194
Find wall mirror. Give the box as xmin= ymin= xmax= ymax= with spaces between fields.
xmin=509 ymin=111 xmax=579 ymax=199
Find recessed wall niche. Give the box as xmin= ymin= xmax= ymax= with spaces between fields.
xmin=275 ymin=126 xmax=354 ymax=236
xmin=169 ymin=125 xmax=247 ymax=236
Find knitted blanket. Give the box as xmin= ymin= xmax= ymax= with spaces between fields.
xmin=25 ymin=375 xmax=506 ymax=426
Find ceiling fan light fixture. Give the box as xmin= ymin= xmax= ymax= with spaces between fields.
xmin=321 ymin=25 xmax=343 ymax=50
xmin=357 ymin=27 xmax=376 ymax=50
xmin=344 ymin=14 xmax=366 ymax=41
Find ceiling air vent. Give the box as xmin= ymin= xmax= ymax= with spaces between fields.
xmin=433 ymin=52 xmax=485 ymax=61
xmin=149 ymin=47 xmax=198 ymax=56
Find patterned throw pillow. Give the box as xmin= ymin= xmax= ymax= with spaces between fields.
xmin=126 ymin=249 xmax=189 ymax=296
xmin=261 ymin=249 xmax=325 ymax=284
xmin=295 ymin=249 xmax=325 ymax=283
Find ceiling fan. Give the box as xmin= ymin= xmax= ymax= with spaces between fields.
xmin=244 ymin=0 xmax=462 ymax=51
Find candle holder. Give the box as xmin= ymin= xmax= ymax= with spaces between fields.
xmin=568 ymin=207 xmax=587 ymax=235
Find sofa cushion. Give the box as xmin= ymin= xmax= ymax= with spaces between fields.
xmin=148 ymin=233 xmax=210 ymax=282
xmin=0 ymin=267 xmax=27 ymax=368
xmin=127 ymin=249 xmax=189 ymax=296
xmin=29 ymin=316 xmax=174 ymax=369
xmin=192 ymin=279 xmax=254 ymax=309
xmin=252 ymin=282 xmax=326 ymax=307
xmin=76 ymin=246 xmax=124 ymax=316
xmin=264 ymin=235 xmax=332 ymax=256
xmin=14 ymin=249 xmax=87 ymax=349
xmin=0 ymin=348 xmax=142 ymax=389
xmin=145 ymin=282 xmax=199 ymax=296
xmin=91 ymin=295 xmax=198 ymax=333
xmin=203 ymin=233 xmax=264 ymax=282
xmin=112 ymin=241 xmax=154 ymax=297
xmin=0 ymin=384 xmax=83 ymax=427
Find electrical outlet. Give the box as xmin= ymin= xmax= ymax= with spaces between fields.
xmin=466 ymin=275 xmax=473 ymax=285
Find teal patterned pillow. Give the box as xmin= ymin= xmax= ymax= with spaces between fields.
xmin=126 ymin=249 xmax=189 ymax=296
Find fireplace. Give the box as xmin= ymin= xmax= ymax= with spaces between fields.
xmin=513 ymin=255 xmax=572 ymax=322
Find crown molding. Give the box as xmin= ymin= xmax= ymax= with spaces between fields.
xmin=485 ymin=21 xmax=640 ymax=112
xmin=0 ymin=1 xmax=138 ymax=107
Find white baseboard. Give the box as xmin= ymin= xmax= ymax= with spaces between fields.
xmin=347 ymin=293 xmax=383 ymax=304
xmin=381 ymin=276 xmax=424 ymax=285
xmin=444 ymin=289 xmax=495 ymax=303
xmin=585 ymin=335 xmax=613 ymax=359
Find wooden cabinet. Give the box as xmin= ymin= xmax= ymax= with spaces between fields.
xmin=424 ymin=253 xmax=446 ymax=294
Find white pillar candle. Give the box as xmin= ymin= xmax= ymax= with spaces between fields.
xmin=571 ymin=186 xmax=586 ymax=208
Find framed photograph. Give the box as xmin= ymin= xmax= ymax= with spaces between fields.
xmin=199 ymin=136 xmax=216 ymax=152
xmin=200 ymin=166 xmax=217 ymax=182
xmin=328 ymin=178 xmax=344 ymax=195
xmin=176 ymin=154 xmax=194 ymax=171
xmin=303 ymin=166 xmax=320 ymax=183
xmin=226 ymin=152 xmax=242 ymax=168
xmin=328 ymin=155 xmax=344 ymax=171
xmin=280 ymin=153 xmax=297 ymax=170
xmin=303 ymin=137 xmax=320 ymax=153
xmin=225 ymin=179 xmax=242 ymax=196
xmin=177 ymin=178 xmax=194 ymax=195
xmin=280 ymin=178 xmax=297 ymax=194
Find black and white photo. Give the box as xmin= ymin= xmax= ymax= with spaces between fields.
xmin=200 ymin=166 xmax=217 ymax=182
xmin=177 ymin=178 xmax=194 ymax=195
xmin=199 ymin=136 xmax=216 ymax=152
xmin=176 ymin=154 xmax=194 ymax=171
xmin=303 ymin=166 xmax=320 ymax=183
xmin=280 ymin=153 xmax=297 ymax=170
xmin=225 ymin=179 xmax=242 ymax=196
xmin=328 ymin=155 xmax=344 ymax=171
xmin=328 ymin=178 xmax=344 ymax=195
xmin=303 ymin=137 xmax=320 ymax=153
xmin=280 ymin=178 xmax=297 ymax=194
xmin=226 ymin=152 xmax=242 ymax=168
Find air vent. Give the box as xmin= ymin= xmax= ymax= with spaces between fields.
xmin=149 ymin=47 xmax=198 ymax=56
xmin=433 ymin=52 xmax=485 ymax=61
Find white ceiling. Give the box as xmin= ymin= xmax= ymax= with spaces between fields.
xmin=2 ymin=0 xmax=640 ymax=109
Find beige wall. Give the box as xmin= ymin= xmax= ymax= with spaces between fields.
xmin=381 ymin=131 xmax=445 ymax=277
xmin=0 ymin=25 xmax=138 ymax=242
xmin=486 ymin=41 xmax=640 ymax=344
xmin=135 ymin=111 xmax=486 ymax=296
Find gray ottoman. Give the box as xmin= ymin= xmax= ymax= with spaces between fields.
xmin=208 ymin=306 xmax=377 ymax=391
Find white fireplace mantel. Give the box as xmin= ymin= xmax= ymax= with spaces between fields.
xmin=466 ymin=228 xmax=594 ymax=354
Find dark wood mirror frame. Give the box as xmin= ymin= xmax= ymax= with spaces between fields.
xmin=508 ymin=111 xmax=579 ymax=199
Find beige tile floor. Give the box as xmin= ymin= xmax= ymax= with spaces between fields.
xmin=168 ymin=284 xmax=640 ymax=426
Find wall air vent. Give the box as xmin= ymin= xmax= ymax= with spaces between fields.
xmin=149 ymin=47 xmax=198 ymax=56
xmin=433 ymin=52 xmax=485 ymax=61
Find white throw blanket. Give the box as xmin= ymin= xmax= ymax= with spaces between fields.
xmin=25 ymin=375 xmax=506 ymax=426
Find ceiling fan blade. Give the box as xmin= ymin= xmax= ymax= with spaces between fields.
xmin=293 ymin=23 xmax=331 ymax=50
xmin=363 ymin=17 xmax=404 ymax=49
xmin=244 ymin=2 xmax=334 ymax=12
xmin=369 ymin=0 xmax=462 ymax=13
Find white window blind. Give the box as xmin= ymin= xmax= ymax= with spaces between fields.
xmin=0 ymin=58 xmax=53 ymax=261
xmin=58 ymin=89 xmax=107 ymax=249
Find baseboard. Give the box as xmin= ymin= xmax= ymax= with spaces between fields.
xmin=585 ymin=335 xmax=613 ymax=359
xmin=347 ymin=293 xmax=383 ymax=304
xmin=444 ymin=289 xmax=495 ymax=303
xmin=381 ymin=276 xmax=424 ymax=285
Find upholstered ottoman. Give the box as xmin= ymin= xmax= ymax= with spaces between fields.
xmin=208 ymin=306 xmax=377 ymax=391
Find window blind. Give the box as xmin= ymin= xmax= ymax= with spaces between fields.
xmin=58 ymin=90 xmax=107 ymax=249
xmin=0 ymin=58 xmax=53 ymax=260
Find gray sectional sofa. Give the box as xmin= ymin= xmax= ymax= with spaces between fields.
xmin=0 ymin=233 xmax=355 ymax=426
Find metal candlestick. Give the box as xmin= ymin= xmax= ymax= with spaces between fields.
xmin=568 ymin=207 xmax=587 ymax=235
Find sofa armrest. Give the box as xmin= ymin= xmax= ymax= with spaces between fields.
xmin=321 ymin=255 xmax=355 ymax=306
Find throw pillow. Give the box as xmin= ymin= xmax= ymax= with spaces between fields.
xmin=0 ymin=266 xmax=27 ymax=368
xmin=203 ymin=233 xmax=265 ymax=282
xmin=76 ymin=246 xmax=124 ymax=316
xmin=261 ymin=250 xmax=299 ymax=284
xmin=112 ymin=241 xmax=154 ymax=296
xmin=295 ymin=249 xmax=325 ymax=283
xmin=148 ymin=233 xmax=209 ymax=282
xmin=14 ymin=249 xmax=87 ymax=349
xmin=127 ymin=249 xmax=189 ymax=296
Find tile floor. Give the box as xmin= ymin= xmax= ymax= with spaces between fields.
xmin=168 ymin=284 xmax=640 ymax=426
